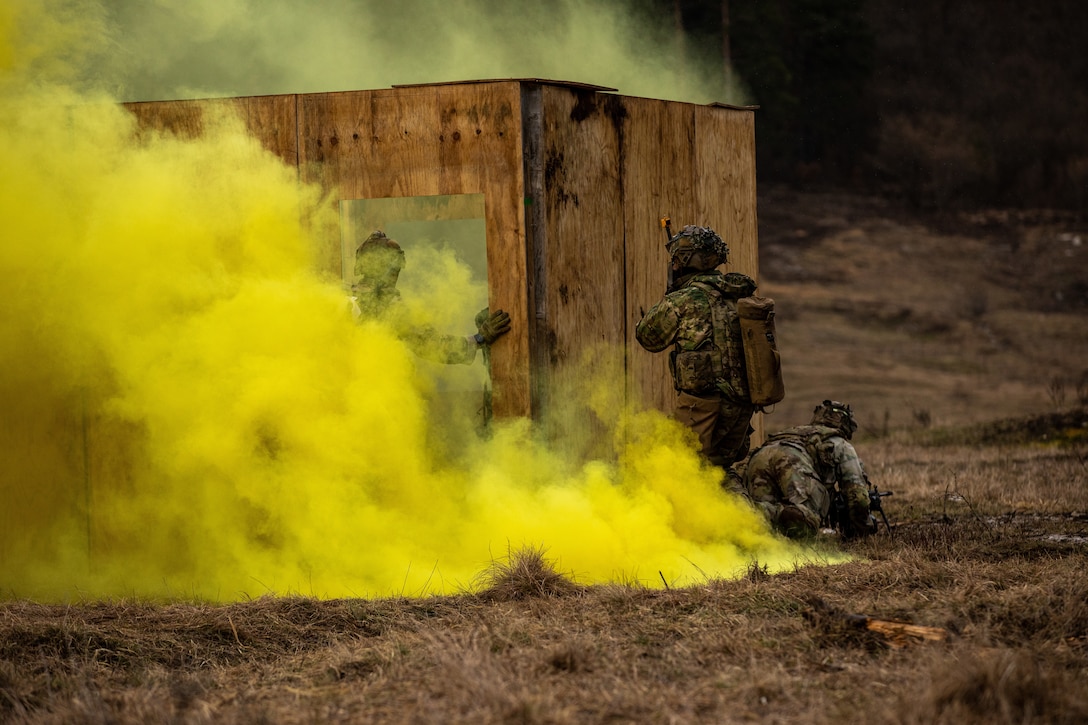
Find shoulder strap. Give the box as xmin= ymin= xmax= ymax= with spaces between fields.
xmin=688 ymin=282 xmax=726 ymax=382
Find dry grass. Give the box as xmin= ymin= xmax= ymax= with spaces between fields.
xmin=2 ymin=426 xmax=1086 ymax=724
xmin=4 ymin=190 xmax=1086 ymax=723
xmin=474 ymin=546 xmax=586 ymax=602
xmin=757 ymin=184 xmax=1088 ymax=433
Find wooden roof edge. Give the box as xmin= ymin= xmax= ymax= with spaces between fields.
xmin=707 ymin=101 xmax=760 ymax=111
xmin=121 ymin=92 xmax=289 ymax=106
xmin=125 ymin=79 xmax=716 ymax=106
xmin=391 ymin=78 xmax=619 ymax=93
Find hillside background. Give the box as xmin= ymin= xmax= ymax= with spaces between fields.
xmin=756 ymin=183 xmax=1087 ymax=435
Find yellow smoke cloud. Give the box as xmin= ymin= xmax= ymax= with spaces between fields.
xmin=0 ymin=0 xmax=816 ymax=603
xmin=95 ymin=0 xmax=749 ymax=105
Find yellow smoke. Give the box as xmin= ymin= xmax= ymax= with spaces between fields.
xmin=95 ymin=0 xmax=749 ymax=105
xmin=0 ymin=0 xmax=815 ymax=602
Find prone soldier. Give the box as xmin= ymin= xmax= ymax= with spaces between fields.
xmin=744 ymin=400 xmax=876 ymax=539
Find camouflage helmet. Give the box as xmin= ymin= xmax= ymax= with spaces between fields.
xmin=812 ymin=400 xmax=858 ymax=439
xmin=665 ymin=225 xmax=729 ymax=271
xmin=354 ymin=230 xmax=405 ymax=280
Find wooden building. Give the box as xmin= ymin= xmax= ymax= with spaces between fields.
xmin=125 ymin=79 xmax=760 ymax=445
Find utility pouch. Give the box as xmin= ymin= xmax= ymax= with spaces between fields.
xmin=737 ymin=296 xmax=786 ymax=407
xmin=673 ymin=349 xmax=718 ymax=394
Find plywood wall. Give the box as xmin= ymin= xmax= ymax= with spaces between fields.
xmin=122 ymin=82 xmax=760 ymax=438
xmin=694 ymin=106 xmax=759 ymax=277
xmin=620 ymin=102 xmax=760 ymax=418
xmin=296 ymin=84 xmax=531 ymax=419
xmin=693 ymin=105 xmax=763 ymax=443
xmin=523 ymin=85 xmax=627 ymax=455
xmin=125 ymin=95 xmax=298 ymax=167
xmin=620 ymin=97 xmax=700 ymax=416
xmin=524 ymin=88 xmax=760 ymax=443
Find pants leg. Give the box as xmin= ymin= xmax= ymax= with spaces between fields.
xmin=674 ymin=390 xmax=754 ymax=469
xmin=744 ymin=444 xmax=827 ymax=538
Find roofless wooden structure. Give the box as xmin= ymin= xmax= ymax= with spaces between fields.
xmin=125 ymin=79 xmax=760 ymax=443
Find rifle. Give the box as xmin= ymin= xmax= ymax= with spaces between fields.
xmin=868 ymin=479 xmax=893 ymax=532
xmin=828 ymin=479 xmax=893 ymax=537
xmin=660 ymin=216 xmax=674 ymax=293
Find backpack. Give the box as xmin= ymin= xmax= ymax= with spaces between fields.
xmin=737 ymin=295 xmax=785 ymax=408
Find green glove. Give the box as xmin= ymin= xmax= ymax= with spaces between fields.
xmin=476 ymin=308 xmax=511 ymax=345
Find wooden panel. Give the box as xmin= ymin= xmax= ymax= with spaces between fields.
xmin=534 ymin=86 xmax=626 ymax=455
xmin=694 ymin=106 xmax=764 ymax=441
xmin=298 ymin=84 xmax=531 ymax=418
xmin=620 ymin=98 xmax=699 ymax=416
xmin=694 ymin=107 xmax=758 ymax=279
xmin=119 ymin=87 xmax=760 ymax=439
xmin=124 ymin=95 xmax=298 ymax=168
xmin=299 ymin=89 xmax=434 ymax=199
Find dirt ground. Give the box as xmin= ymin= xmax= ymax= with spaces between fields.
xmin=3 ymin=424 xmax=1086 ymax=723
xmin=755 ymin=184 xmax=1088 ymax=434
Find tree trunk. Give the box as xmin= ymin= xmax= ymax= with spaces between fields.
xmin=721 ymin=0 xmax=733 ymax=94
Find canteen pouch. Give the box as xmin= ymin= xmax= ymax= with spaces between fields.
xmin=737 ymin=296 xmax=786 ymax=407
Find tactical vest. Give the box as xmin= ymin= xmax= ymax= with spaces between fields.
xmin=671 ymin=281 xmax=749 ymax=400
xmin=765 ymin=425 xmax=841 ymax=482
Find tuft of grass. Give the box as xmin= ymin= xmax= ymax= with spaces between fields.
xmin=473 ymin=546 xmax=584 ymax=602
xmin=901 ymin=647 xmax=1088 ymax=724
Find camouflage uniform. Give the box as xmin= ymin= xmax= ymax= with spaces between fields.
xmin=744 ymin=423 xmax=871 ymax=539
xmin=636 ymin=269 xmax=758 ymax=476
xmin=351 ymin=230 xmax=500 ymax=366
xmin=351 ymin=283 xmax=480 ymax=365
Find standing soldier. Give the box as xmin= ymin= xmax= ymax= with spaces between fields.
xmin=635 ymin=225 xmax=758 ymax=492
xmin=351 ymin=230 xmax=511 ymax=433
xmin=744 ymin=400 xmax=875 ymax=539
xmin=350 ymin=230 xmax=510 ymax=365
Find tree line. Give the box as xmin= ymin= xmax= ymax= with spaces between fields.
xmin=659 ymin=0 xmax=1087 ymax=211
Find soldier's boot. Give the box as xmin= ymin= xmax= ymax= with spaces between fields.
xmin=720 ymin=468 xmax=751 ymax=501
xmin=775 ymin=505 xmax=817 ymax=540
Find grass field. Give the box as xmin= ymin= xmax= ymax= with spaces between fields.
xmin=757 ymin=184 xmax=1088 ymax=433
xmin=3 ymin=188 xmax=1086 ymax=723
xmin=2 ymin=423 xmax=1086 ymax=723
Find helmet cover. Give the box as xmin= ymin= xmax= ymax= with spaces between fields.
xmin=811 ymin=400 xmax=859 ymax=439
xmin=354 ymin=230 xmax=405 ymax=280
xmin=665 ymin=225 xmax=729 ymax=270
